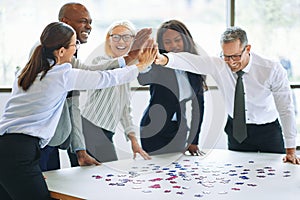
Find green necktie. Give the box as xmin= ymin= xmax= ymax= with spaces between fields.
xmin=233 ymin=70 xmax=247 ymax=143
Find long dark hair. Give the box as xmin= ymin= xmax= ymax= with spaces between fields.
xmin=156 ymin=19 xmax=198 ymax=55
xmin=18 ymin=22 xmax=75 ymax=91
xmin=156 ymin=19 xmax=207 ymax=90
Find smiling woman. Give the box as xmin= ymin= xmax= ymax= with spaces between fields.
xmin=106 ymin=20 xmax=136 ymax=58
xmin=0 ymin=20 xmax=156 ymax=199
xmin=79 ymin=20 xmax=152 ymax=163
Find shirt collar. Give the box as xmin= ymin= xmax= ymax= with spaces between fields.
xmin=241 ymin=52 xmax=252 ymax=74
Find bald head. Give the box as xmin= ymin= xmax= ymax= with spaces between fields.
xmin=58 ymin=3 xmax=86 ymax=21
xmin=58 ymin=3 xmax=92 ymax=44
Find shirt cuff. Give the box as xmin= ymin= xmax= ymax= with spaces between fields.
xmin=118 ymin=57 xmax=126 ymax=68
xmin=73 ymin=148 xmax=86 ymax=153
xmin=139 ymin=65 xmax=152 ymax=73
xmin=284 ymin=138 xmax=297 ymax=149
xmin=124 ymin=126 xmax=139 ymax=142
xmin=164 ymin=53 xmax=174 ymax=68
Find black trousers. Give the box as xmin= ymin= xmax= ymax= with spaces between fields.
xmin=67 ymin=148 xmax=80 ymax=167
xmin=141 ymin=121 xmax=187 ymax=155
xmin=0 ymin=134 xmax=51 ymax=200
xmin=39 ymin=143 xmax=79 ymax=171
xmin=225 ymin=116 xmax=285 ymax=154
xmin=39 ymin=145 xmax=60 ymax=171
xmin=82 ymin=117 xmax=118 ymax=163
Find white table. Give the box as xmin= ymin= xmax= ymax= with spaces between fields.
xmin=44 ymin=149 xmax=300 ymax=200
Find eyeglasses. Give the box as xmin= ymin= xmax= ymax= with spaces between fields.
xmin=110 ymin=34 xmax=134 ymax=42
xmin=69 ymin=40 xmax=81 ymax=50
xmin=220 ymin=46 xmax=246 ymax=61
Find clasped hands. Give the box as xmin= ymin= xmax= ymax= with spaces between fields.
xmin=125 ymin=28 xmax=168 ymax=70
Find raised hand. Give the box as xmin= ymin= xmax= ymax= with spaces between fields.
xmin=124 ymin=28 xmax=152 ymax=66
xmin=136 ymin=38 xmax=158 ymax=71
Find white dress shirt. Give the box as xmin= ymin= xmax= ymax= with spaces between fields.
xmin=165 ymin=52 xmax=297 ymax=148
xmin=0 ymin=63 xmax=138 ymax=147
xmin=170 ymin=69 xmax=193 ymax=121
xmin=175 ymin=69 xmax=193 ymax=102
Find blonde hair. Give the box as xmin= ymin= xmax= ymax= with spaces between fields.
xmin=105 ymin=20 xmax=136 ymax=56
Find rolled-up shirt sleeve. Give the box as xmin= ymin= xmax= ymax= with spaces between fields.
xmin=271 ymin=64 xmax=297 ymax=148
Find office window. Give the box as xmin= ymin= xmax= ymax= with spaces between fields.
xmin=235 ymin=0 xmax=300 ymax=145
xmin=0 ymin=0 xmax=226 ymax=87
xmin=235 ymin=0 xmax=300 ymax=80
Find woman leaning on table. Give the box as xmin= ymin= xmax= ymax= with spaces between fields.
xmin=0 ymin=22 xmax=156 ymax=199
xmin=138 ymin=19 xmax=207 ymax=156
